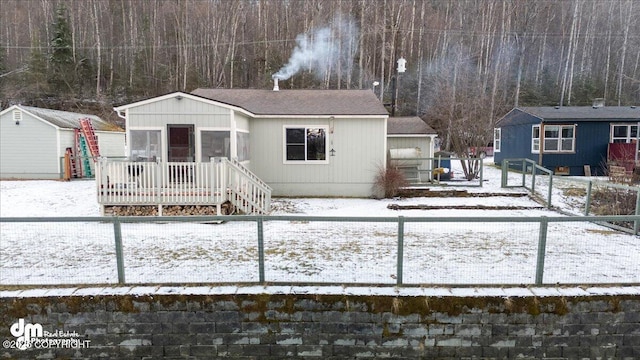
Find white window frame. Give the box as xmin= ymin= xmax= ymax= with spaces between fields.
xmin=128 ymin=127 xmax=164 ymax=161
xmin=532 ymin=124 xmax=575 ymax=153
xmin=493 ymin=128 xmax=501 ymax=153
xmin=531 ymin=125 xmax=540 ymax=154
xmin=283 ymin=126 xmax=329 ymax=164
xmin=236 ymin=130 xmax=250 ymax=162
xmin=198 ymin=128 xmax=231 ymax=162
xmin=610 ymin=124 xmax=639 ymax=143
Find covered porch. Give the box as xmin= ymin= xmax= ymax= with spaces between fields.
xmin=96 ymin=157 xmax=271 ymax=215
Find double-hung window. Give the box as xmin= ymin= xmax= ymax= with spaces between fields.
xmin=493 ymin=128 xmax=501 ymax=152
xmin=532 ymin=124 xmax=575 ymax=153
xmin=532 ymin=126 xmax=540 ymax=153
xmin=611 ymin=124 xmax=638 ymax=143
xmin=284 ymin=127 xmax=327 ymax=163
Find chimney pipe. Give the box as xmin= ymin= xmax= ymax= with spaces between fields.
xmin=273 ymin=77 xmax=279 ymax=91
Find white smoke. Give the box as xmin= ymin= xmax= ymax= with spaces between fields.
xmin=272 ymin=15 xmax=358 ymax=81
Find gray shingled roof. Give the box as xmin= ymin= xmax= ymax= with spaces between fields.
xmin=18 ymin=105 xmax=122 ymax=131
xmin=191 ymin=88 xmax=388 ymax=116
xmin=387 ymin=116 xmax=437 ymax=135
xmin=518 ymin=106 xmax=639 ymax=121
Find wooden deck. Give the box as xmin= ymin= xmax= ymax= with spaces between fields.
xmin=96 ymin=158 xmax=271 ymax=214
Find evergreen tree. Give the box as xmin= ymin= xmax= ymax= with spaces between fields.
xmin=24 ymin=46 xmax=50 ymax=96
xmin=49 ymin=5 xmax=75 ymax=94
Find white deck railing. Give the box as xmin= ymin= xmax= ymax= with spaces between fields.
xmin=226 ymin=159 xmax=272 ymax=215
xmin=96 ymin=158 xmax=271 ymax=214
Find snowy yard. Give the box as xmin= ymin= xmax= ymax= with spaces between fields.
xmin=1 ymin=159 xmax=638 ymax=287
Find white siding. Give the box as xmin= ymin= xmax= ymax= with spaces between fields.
xmin=128 ymin=97 xmax=231 ymax=128
xmin=0 ymin=111 xmax=60 ymax=179
xmin=250 ymin=117 xmax=387 ymax=197
xmin=387 ymin=136 xmax=434 ymax=179
xmin=58 ymin=129 xmax=125 ymax=159
xmin=58 ymin=129 xmax=76 ymax=154
xmin=387 ymin=136 xmax=434 ymax=158
xmin=234 ymin=112 xmax=250 ymax=131
xmin=96 ymin=131 xmax=126 ymax=157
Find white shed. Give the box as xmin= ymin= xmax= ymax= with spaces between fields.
xmin=0 ymin=105 xmax=125 ymax=179
xmin=387 ymin=116 xmax=438 ymax=183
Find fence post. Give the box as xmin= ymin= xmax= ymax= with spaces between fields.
xmin=584 ymin=180 xmax=593 ymax=216
xmin=531 ymin=164 xmax=536 ymax=193
xmin=535 ymin=217 xmax=549 ymax=285
xmin=257 ymin=216 xmax=265 ymax=284
xmin=547 ymin=175 xmax=553 ymax=209
xmin=113 ymin=217 xmax=126 ymax=284
xmin=501 ymin=161 xmax=507 ymax=188
xmin=521 ymin=159 xmax=526 ymax=187
xmin=396 ymin=216 xmax=404 ymax=286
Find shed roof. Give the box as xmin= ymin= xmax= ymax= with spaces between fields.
xmin=8 ymin=105 xmax=122 ymax=131
xmin=387 ymin=116 xmax=437 ymax=135
xmin=191 ymin=88 xmax=388 ymax=116
xmin=517 ymin=106 xmax=639 ymax=121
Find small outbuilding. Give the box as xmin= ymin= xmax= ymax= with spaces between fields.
xmin=494 ymin=105 xmax=639 ymax=176
xmin=387 ymin=116 xmax=438 ymax=182
xmin=0 ymin=105 xmax=125 ymax=179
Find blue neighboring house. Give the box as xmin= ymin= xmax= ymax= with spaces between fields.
xmin=494 ymin=105 xmax=639 ymax=176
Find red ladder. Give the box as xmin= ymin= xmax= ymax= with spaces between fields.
xmin=80 ymin=118 xmax=100 ymax=158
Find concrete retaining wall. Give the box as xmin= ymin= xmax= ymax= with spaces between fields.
xmin=1 ymin=292 xmax=639 ymax=359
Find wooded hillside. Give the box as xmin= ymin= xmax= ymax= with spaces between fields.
xmin=1 ymin=0 xmax=639 ymax=138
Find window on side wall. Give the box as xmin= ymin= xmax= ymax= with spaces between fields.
xmin=532 ymin=124 xmax=575 ymax=153
xmin=532 ymin=125 xmax=540 ymax=153
xmin=236 ymin=131 xmax=250 ymax=162
xmin=611 ymin=124 xmax=638 ymax=143
xmin=284 ymin=127 xmax=327 ymax=163
xmin=493 ymin=128 xmax=501 ymax=152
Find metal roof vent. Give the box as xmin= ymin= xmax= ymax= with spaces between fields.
xmin=592 ymin=98 xmax=605 ymax=108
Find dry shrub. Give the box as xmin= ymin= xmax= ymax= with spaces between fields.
xmin=591 ymin=187 xmax=637 ymax=231
xmin=591 ymin=188 xmax=636 ymax=216
xmin=372 ymin=165 xmax=408 ymax=199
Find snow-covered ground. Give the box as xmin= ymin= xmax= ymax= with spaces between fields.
xmin=1 ymin=158 xmax=638 ymax=292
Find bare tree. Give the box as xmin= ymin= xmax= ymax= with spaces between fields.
xmin=0 ymin=0 xmax=639 ymax=118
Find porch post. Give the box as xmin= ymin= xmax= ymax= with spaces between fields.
xmin=214 ymin=158 xmax=221 ymax=214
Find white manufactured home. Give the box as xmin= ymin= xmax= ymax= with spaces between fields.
xmin=0 ymin=105 xmax=125 ymax=179
xmin=99 ymin=89 xmax=389 ymax=214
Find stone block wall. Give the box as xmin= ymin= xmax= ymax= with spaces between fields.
xmin=0 ymin=293 xmax=639 ymax=359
